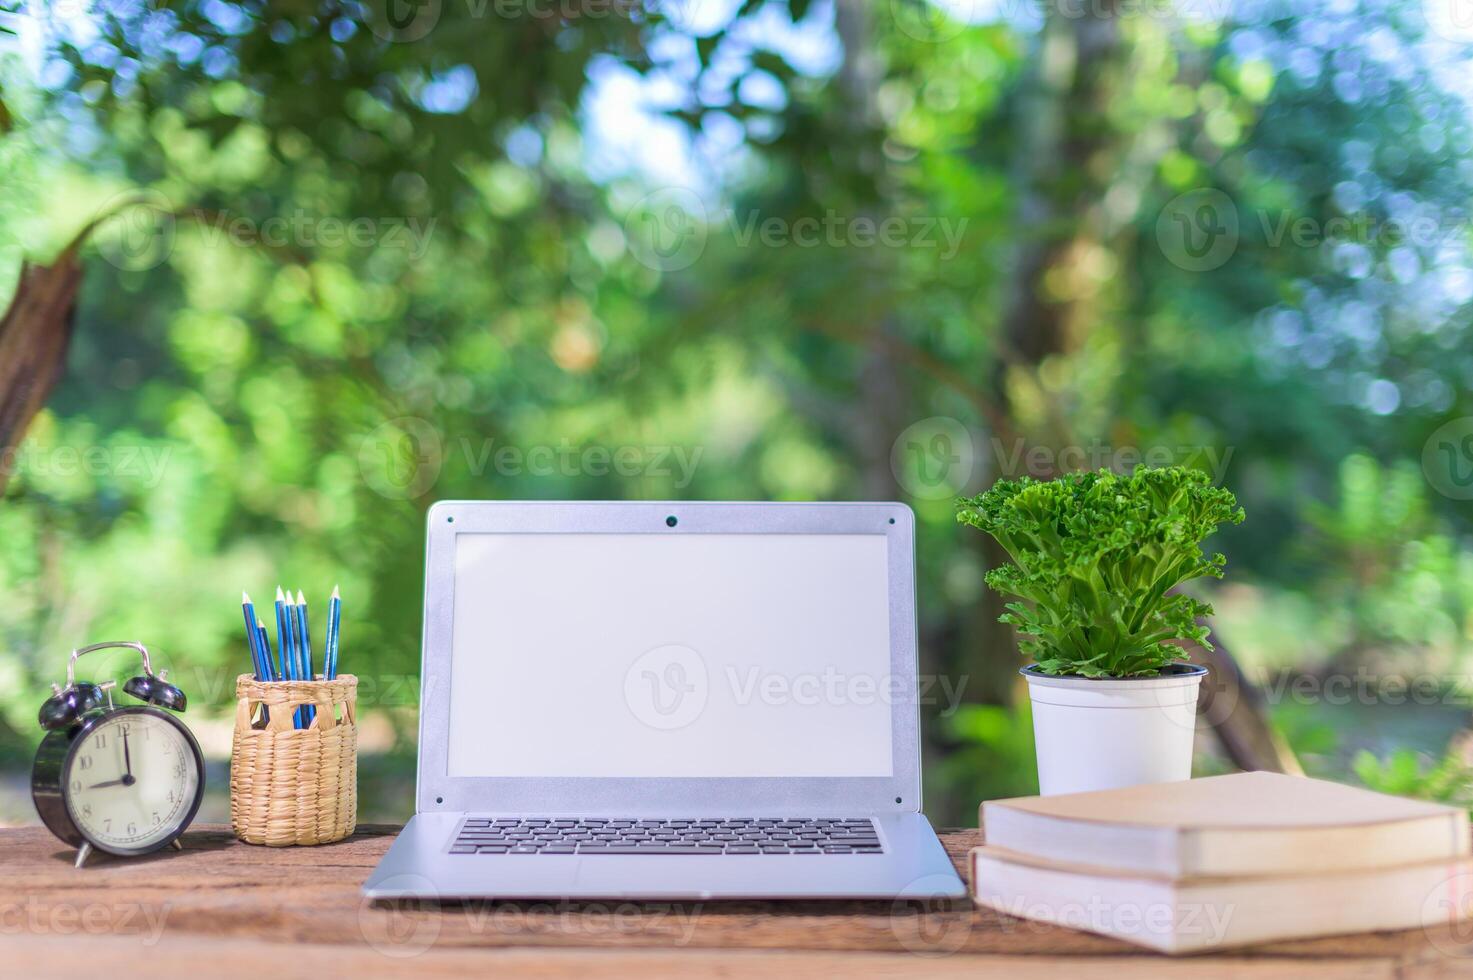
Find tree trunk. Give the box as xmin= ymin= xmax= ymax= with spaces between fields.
xmin=1189 ymin=633 xmax=1303 ymax=774
xmin=967 ymin=4 xmax=1130 ymax=708
xmin=0 ymin=255 xmax=84 ymax=495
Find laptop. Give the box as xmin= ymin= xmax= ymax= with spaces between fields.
xmin=362 ymin=500 xmax=966 ymax=901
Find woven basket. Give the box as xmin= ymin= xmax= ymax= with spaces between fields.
xmin=230 ymin=673 xmax=357 ymax=846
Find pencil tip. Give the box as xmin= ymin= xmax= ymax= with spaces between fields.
xmin=331 ymin=585 xmax=340 ymax=599
xmin=296 ymin=589 xmax=305 ymax=604
xmin=242 ymin=591 xmax=251 ymax=603
xmin=275 ymin=585 xmax=285 ymax=600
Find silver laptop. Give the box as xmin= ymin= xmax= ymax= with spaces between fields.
xmin=363 ymin=501 xmax=966 ymax=901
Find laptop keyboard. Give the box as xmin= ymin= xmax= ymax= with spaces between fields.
xmin=448 ymin=817 xmax=883 ymax=855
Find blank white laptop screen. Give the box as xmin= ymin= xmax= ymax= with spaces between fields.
xmin=446 ymin=532 xmax=895 ymax=778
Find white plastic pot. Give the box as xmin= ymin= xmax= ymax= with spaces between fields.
xmin=1021 ymin=663 xmax=1207 ymax=796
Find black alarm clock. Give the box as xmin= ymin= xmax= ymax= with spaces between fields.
xmin=32 ymin=641 xmax=205 ymax=868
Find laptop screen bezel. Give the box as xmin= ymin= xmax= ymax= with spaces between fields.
xmin=414 ymin=500 xmax=923 ymax=815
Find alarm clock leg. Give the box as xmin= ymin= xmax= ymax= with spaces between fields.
xmin=74 ymin=842 xmax=93 ymax=869
xmin=171 ymin=839 xmax=183 ymax=851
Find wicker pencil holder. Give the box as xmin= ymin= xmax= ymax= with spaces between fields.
xmin=230 ymin=673 xmax=358 ymax=846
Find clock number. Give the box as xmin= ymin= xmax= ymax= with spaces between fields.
xmin=78 ymin=755 xmax=93 ymax=771
xmin=70 ymin=779 xmax=80 ymax=793
xmin=151 ymin=811 xmax=161 ymax=825
xmin=104 ymin=819 xmax=112 ymax=832
xmin=82 ymin=804 xmax=92 ymax=817
xmin=126 ymin=822 xmax=137 ymax=836
xmin=93 ymin=733 xmax=107 ymax=749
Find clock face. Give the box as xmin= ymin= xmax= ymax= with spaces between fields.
xmin=63 ymin=710 xmax=202 ymax=853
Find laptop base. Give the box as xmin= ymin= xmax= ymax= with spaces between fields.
xmin=363 ymin=811 xmax=965 ymax=901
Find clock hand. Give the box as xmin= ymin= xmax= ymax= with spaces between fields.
xmin=88 ymin=778 xmax=127 ymax=789
xmin=122 ymin=729 xmax=132 ymax=778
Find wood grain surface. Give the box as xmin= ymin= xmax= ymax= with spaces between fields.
xmin=2 ymin=824 xmax=1470 ymax=978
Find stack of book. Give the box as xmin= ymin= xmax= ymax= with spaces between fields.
xmin=972 ymin=771 xmax=1473 ymax=953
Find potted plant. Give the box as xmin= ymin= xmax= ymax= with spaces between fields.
xmin=956 ymin=465 xmax=1244 ymax=795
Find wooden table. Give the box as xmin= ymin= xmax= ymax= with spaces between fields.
xmin=2 ymin=824 xmax=1469 ymax=978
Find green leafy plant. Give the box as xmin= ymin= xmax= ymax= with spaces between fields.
xmin=956 ymin=465 xmax=1244 ymax=677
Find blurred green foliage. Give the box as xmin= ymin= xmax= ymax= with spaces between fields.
xmin=1354 ymin=748 xmax=1473 ymax=812
xmin=0 ymin=0 xmax=1471 ymax=821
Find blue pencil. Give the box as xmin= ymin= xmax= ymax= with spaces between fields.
xmin=294 ymin=598 xmax=309 ymax=728
xmin=296 ymin=590 xmax=314 ymax=680
xmin=242 ymin=592 xmax=266 ymax=680
xmin=276 ymin=586 xmax=304 ymax=728
xmin=273 ymin=586 xmax=292 ymax=682
xmin=296 ymin=589 xmax=315 ymax=725
xmin=250 ymin=612 xmax=273 ymax=726
xmin=325 ymin=585 xmax=341 ymax=680
xmin=288 ymin=594 xmax=307 ymax=728
xmin=255 ymin=619 xmax=274 ymax=682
